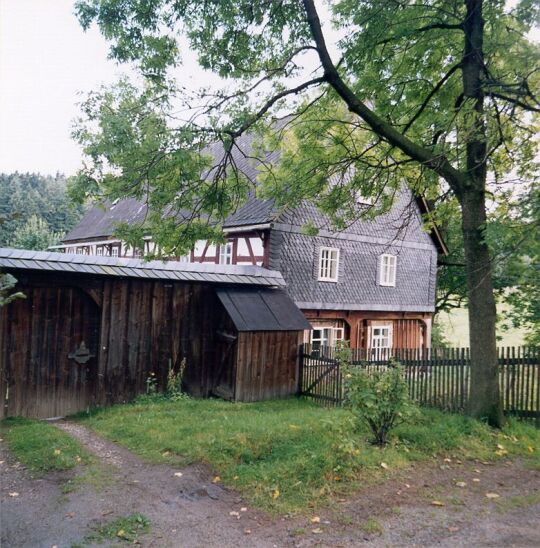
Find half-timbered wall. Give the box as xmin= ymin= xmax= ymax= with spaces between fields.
xmin=58 ymin=232 xmax=268 ymax=266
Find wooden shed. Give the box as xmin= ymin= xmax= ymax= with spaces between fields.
xmin=0 ymin=248 xmax=310 ymax=419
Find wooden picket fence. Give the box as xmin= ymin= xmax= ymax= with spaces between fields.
xmin=298 ymin=345 xmax=540 ymax=423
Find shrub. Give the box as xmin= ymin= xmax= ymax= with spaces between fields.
xmin=341 ymin=348 xmax=417 ymax=445
xmin=166 ymin=358 xmax=188 ymax=401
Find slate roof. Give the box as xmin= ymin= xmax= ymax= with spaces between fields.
xmin=63 ymin=125 xmax=446 ymax=254
xmin=216 ymin=287 xmax=311 ymax=331
xmin=0 ymin=248 xmax=285 ymax=287
xmin=63 ymin=131 xmax=280 ymax=242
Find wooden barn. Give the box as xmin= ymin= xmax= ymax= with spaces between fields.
xmin=0 ymin=248 xmax=310 ymax=419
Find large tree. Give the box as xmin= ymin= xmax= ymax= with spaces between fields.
xmin=73 ymin=0 xmax=539 ymax=426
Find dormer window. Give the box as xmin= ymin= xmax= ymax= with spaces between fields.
xmin=379 ymin=254 xmax=397 ymax=286
xmin=318 ymin=247 xmax=340 ymax=282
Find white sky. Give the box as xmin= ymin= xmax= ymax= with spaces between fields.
xmin=0 ymin=1 xmax=536 ymax=177
xmin=0 ymin=0 xmax=128 ymax=175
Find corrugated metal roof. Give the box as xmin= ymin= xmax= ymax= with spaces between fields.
xmin=216 ymin=287 xmax=311 ymax=332
xmin=0 ymin=248 xmax=286 ymax=287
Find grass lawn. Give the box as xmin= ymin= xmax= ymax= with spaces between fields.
xmin=78 ymin=397 xmax=540 ymax=514
xmin=438 ymin=304 xmax=529 ymax=347
xmin=1 ymin=417 xmax=92 ymax=474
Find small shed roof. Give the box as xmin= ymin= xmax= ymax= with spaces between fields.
xmin=0 ymin=248 xmax=285 ymax=287
xmin=216 ymin=287 xmax=311 ymax=332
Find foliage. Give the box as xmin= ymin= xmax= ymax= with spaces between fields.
xmin=145 ymin=372 xmax=158 ymax=395
xmin=79 ymin=398 xmax=539 ymax=514
xmin=166 ymin=358 xmax=189 ymax=400
xmin=0 ymin=272 xmax=25 ymax=307
xmin=431 ymin=320 xmax=450 ymax=348
xmin=74 ymin=0 xmax=539 ymax=424
xmin=0 ymin=172 xmax=84 ymax=247
xmin=0 ymin=417 xmax=92 ymax=474
xmin=8 ymin=214 xmax=64 ymax=251
xmin=80 ymin=513 xmax=151 ymax=545
xmin=343 ymin=360 xmax=418 ymax=446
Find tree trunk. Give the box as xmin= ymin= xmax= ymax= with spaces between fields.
xmin=459 ymin=0 xmax=504 ymax=427
xmin=460 ymin=186 xmax=504 ymax=426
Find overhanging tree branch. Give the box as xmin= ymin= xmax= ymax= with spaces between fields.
xmin=301 ymin=0 xmax=466 ymax=193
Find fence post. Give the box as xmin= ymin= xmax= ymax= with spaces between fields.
xmin=297 ymin=343 xmax=304 ymax=396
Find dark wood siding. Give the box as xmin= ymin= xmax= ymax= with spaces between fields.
xmin=235 ymin=331 xmax=301 ymax=402
xmin=1 ymin=273 xmax=228 ymax=417
xmin=1 ymin=284 xmax=100 ymax=418
xmin=302 ymin=310 xmax=431 ymax=350
xmin=1 ymin=270 xmax=305 ymax=418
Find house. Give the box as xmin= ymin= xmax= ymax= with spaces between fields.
xmin=0 ymin=248 xmax=310 ymax=418
xmin=55 ymin=133 xmax=447 ymax=354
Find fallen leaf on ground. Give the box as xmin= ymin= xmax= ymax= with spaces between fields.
xmin=233 ymin=476 xmax=239 ymax=480
xmin=240 ymin=507 xmax=247 ymax=512
xmin=0 ymin=461 xmax=4 ymax=465
xmin=474 ymin=469 xmax=481 ymax=473
xmin=528 ymin=446 xmax=534 ymax=453
xmin=8 ymin=492 xmax=19 ymax=497
xmin=212 ymin=476 xmax=221 ymax=483
xmin=229 ymin=511 xmax=240 ymax=517
xmin=473 ymin=478 xmax=480 ymax=483
xmin=311 ymin=516 xmax=321 ymax=523
xmin=431 ymin=500 xmax=445 ymax=507
xmin=53 ymin=449 xmax=61 ymax=455
xmin=288 ymin=424 xmax=300 ymax=430
xmin=117 ymin=529 xmax=127 ymax=538
xmin=380 ymin=462 xmax=389 ymax=469
xmin=173 ymin=472 xmax=183 ymax=477
xmin=272 ymin=489 xmax=280 ymax=499
xmin=312 ymin=528 xmax=323 ymax=534
xmin=75 ymin=456 xmax=82 ymax=463
xmin=244 ymin=529 xmax=251 ymax=535
xmin=65 ymin=512 xmax=75 ymax=518
xmin=443 ymin=458 xmax=452 ymax=463
xmin=455 ymin=481 xmax=467 ymax=488
xmin=486 ymin=493 xmax=500 ymax=499
xmin=162 ymin=451 xmax=171 ymax=457
xmin=448 ymin=526 xmax=460 ymax=533
xmin=496 ymin=444 xmax=505 ymax=450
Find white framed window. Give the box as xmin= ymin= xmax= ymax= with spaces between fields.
xmin=111 ymin=246 xmax=119 ymax=257
xmin=318 ymin=247 xmax=340 ymax=282
xmin=310 ymin=326 xmax=344 ymax=352
xmin=371 ymin=325 xmax=392 ymax=350
xmin=96 ymin=246 xmax=103 ymax=256
xmin=379 ymin=254 xmax=397 ymax=286
xmin=219 ymin=242 xmax=233 ymax=265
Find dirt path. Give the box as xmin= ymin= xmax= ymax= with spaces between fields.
xmin=1 ymin=422 xmax=539 ymax=547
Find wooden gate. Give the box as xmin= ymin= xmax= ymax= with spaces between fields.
xmin=1 ymin=285 xmax=101 ymax=418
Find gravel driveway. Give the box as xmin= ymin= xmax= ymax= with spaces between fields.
xmin=1 ymin=422 xmax=539 ymax=547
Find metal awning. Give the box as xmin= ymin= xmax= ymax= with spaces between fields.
xmin=216 ymin=287 xmax=311 ymax=332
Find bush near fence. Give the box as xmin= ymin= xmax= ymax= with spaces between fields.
xmin=299 ymin=345 xmax=540 ymax=423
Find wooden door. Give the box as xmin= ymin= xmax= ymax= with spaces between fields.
xmin=1 ymin=284 xmax=101 ymax=418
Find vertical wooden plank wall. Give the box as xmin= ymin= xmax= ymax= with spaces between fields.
xmin=1 ymin=282 xmax=101 ymax=418
xmin=96 ymin=280 xmax=226 ymax=406
xmin=235 ymin=330 xmax=301 ymax=402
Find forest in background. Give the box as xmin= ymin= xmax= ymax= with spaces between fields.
xmin=0 ymin=173 xmax=85 ymax=250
